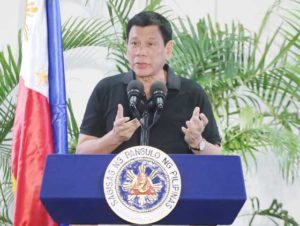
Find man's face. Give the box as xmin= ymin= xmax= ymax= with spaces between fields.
xmin=127 ymin=25 xmax=173 ymax=78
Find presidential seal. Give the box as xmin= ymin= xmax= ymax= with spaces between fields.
xmin=103 ymin=146 xmax=182 ymax=225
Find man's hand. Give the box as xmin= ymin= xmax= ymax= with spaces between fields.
xmin=76 ymin=104 xmax=140 ymax=154
xmin=181 ymin=106 xmax=208 ymax=148
xmin=113 ymin=104 xmax=140 ymax=142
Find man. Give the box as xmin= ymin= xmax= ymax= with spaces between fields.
xmin=76 ymin=11 xmax=221 ymax=155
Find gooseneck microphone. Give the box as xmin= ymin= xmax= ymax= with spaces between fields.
xmin=127 ymin=80 xmax=168 ymax=146
xmin=127 ymin=80 xmax=145 ymax=109
xmin=127 ymin=80 xmax=147 ymax=145
xmin=150 ymin=81 xmax=168 ymax=110
xmin=147 ymin=81 xmax=167 ymax=135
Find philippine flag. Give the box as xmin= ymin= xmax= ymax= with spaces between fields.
xmin=11 ymin=0 xmax=67 ymax=225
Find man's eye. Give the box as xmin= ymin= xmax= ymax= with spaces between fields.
xmin=131 ymin=42 xmax=138 ymax=46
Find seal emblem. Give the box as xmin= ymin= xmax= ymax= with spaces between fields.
xmin=103 ymin=146 xmax=181 ymax=225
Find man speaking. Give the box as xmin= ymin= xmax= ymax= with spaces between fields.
xmin=76 ymin=11 xmax=221 ymax=155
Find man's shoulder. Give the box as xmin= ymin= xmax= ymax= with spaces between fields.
xmin=99 ymin=72 xmax=126 ymax=84
xmin=95 ymin=72 xmax=128 ymax=89
xmin=178 ymin=76 xmax=205 ymax=93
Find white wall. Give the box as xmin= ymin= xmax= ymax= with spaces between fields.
xmin=1 ymin=1 xmax=299 ymax=225
xmin=0 ymin=0 xmax=24 ymax=50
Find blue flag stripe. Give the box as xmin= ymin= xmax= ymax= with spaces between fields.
xmin=47 ymin=0 xmax=68 ymax=156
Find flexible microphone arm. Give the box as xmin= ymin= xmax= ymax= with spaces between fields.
xmin=126 ymin=80 xmax=149 ymax=145
xmin=129 ymin=103 xmax=142 ymax=120
xmin=140 ymin=110 xmax=150 ymax=145
xmin=149 ymin=108 xmax=162 ymax=129
xmin=128 ymin=95 xmax=150 ymax=145
xmin=147 ymin=81 xmax=167 ymax=129
xmin=140 ymin=102 xmax=165 ymax=145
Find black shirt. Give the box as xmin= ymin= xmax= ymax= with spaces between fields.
xmin=80 ymin=66 xmax=221 ymax=154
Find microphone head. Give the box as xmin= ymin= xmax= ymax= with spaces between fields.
xmin=127 ymin=80 xmax=144 ymax=94
xmin=150 ymin=81 xmax=167 ymax=111
xmin=150 ymin=81 xmax=168 ymax=97
xmin=127 ymin=80 xmax=145 ymax=114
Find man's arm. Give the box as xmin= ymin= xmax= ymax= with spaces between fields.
xmin=181 ymin=106 xmax=222 ymax=155
xmin=76 ymin=104 xmax=140 ymax=154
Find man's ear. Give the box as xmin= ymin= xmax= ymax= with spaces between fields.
xmin=165 ymin=40 xmax=174 ymax=60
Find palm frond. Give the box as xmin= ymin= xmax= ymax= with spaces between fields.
xmin=267 ymin=128 xmax=300 ymax=181
xmin=0 ymin=101 xmax=15 ymax=194
xmin=67 ymin=98 xmax=79 ymax=154
xmin=0 ymin=31 xmax=21 ymax=105
xmin=249 ymin=197 xmax=299 ymax=225
xmin=0 ymin=32 xmax=21 ymax=226
xmin=144 ymin=0 xmax=161 ymax=11
xmin=0 ymin=35 xmax=21 ymax=186
xmin=107 ymin=0 xmax=134 ymax=39
xmin=170 ymin=16 xmax=252 ymax=113
xmin=62 ymin=17 xmax=113 ymax=50
xmin=246 ymin=65 xmax=300 ymax=133
xmin=0 ymin=175 xmax=13 ymax=225
xmin=222 ymin=107 xmax=300 ymax=180
xmin=277 ymin=0 xmax=300 ymax=61
xmin=222 ymin=107 xmax=266 ymax=168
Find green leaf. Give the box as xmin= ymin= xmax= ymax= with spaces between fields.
xmin=62 ymin=17 xmax=113 ymax=50
xmin=249 ymin=197 xmax=299 ymax=225
xmin=67 ymin=98 xmax=79 ymax=154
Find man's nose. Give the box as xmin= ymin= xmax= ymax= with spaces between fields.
xmin=135 ymin=45 xmax=148 ymax=56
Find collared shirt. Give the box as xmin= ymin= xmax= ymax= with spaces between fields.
xmin=80 ymin=66 xmax=221 ymax=154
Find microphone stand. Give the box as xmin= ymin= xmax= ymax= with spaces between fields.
xmin=140 ymin=108 xmax=163 ymax=146
xmin=130 ymin=96 xmax=164 ymax=146
xmin=130 ymin=103 xmax=150 ymax=146
xmin=140 ymin=110 xmax=150 ymax=145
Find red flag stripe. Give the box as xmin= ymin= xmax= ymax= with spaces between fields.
xmin=12 ymin=78 xmax=57 ymax=226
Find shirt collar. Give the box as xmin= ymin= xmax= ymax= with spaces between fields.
xmin=122 ymin=64 xmax=181 ymax=90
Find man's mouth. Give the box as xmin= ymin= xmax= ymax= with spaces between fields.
xmin=135 ymin=63 xmax=149 ymax=68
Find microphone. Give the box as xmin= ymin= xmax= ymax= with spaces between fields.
xmin=150 ymin=81 xmax=168 ymax=110
xmin=127 ymin=80 xmax=145 ymax=108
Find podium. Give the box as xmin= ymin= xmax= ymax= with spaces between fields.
xmin=40 ymin=154 xmax=246 ymax=225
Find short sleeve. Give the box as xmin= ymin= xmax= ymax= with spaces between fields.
xmin=80 ymin=82 xmax=107 ymax=137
